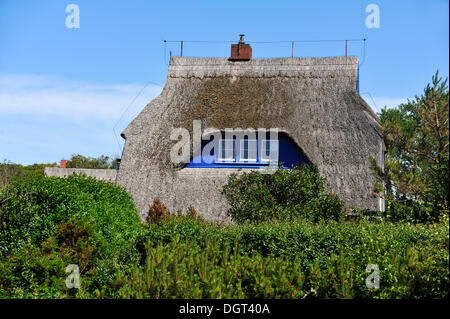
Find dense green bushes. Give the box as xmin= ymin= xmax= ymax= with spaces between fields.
xmin=117 ymin=238 xmax=307 ymax=299
xmin=0 ymin=174 xmax=448 ymax=299
xmin=141 ymin=212 xmax=448 ymax=263
xmin=0 ymin=174 xmax=141 ymax=260
xmin=0 ymin=218 xmax=102 ymax=298
xmin=127 ymin=214 xmax=449 ymax=298
xmin=221 ymin=165 xmax=344 ymax=223
xmin=0 ymin=160 xmax=56 ymax=189
xmin=0 ymin=174 xmax=142 ymax=298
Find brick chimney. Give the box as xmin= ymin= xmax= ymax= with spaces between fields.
xmin=229 ymin=34 xmax=252 ymax=61
xmin=60 ymin=160 xmax=66 ymax=168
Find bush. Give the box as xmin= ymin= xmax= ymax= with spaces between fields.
xmin=1 ymin=173 xmax=447 ymax=299
xmin=221 ymin=164 xmax=344 ymax=223
xmin=117 ymin=239 xmax=307 ymax=299
xmin=0 ymin=174 xmax=144 ymax=298
xmin=145 ymin=198 xmax=170 ymax=224
xmin=0 ymin=218 xmax=100 ymax=298
xmin=44 ymin=218 xmax=99 ymax=273
xmin=127 ymin=214 xmax=449 ymax=298
xmin=0 ymin=174 xmax=142 ymax=264
xmin=0 ymin=160 xmax=56 ymax=189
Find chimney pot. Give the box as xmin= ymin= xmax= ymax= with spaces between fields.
xmin=229 ymin=34 xmax=252 ymax=61
xmin=60 ymin=160 xmax=66 ymax=169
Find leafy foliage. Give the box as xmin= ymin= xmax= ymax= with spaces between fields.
xmin=0 ymin=174 xmax=144 ymax=298
xmin=371 ymin=71 xmax=449 ymax=221
xmin=127 ymin=213 xmax=449 ymax=298
xmin=0 ymin=160 xmax=57 ymax=189
xmin=0 ymin=160 xmax=448 ymax=299
xmin=65 ymin=154 xmax=119 ymax=169
xmin=221 ymin=164 xmax=344 ymax=223
xmin=0 ymin=219 xmax=100 ymax=298
xmin=0 ymin=180 xmax=447 ymax=298
xmin=145 ymin=198 xmax=170 ymax=224
xmin=0 ymin=174 xmax=142 ymax=262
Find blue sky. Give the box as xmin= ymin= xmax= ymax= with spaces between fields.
xmin=0 ymin=0 xmax=448 ymax=165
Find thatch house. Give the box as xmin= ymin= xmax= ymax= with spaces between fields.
xmin=117 ymin=41 xmax=384 ymax=221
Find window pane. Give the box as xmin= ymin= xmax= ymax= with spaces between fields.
xmin=219 ymin=139 xmax=235 ymax=161
xmin=240 ymin=139 xmax=257 ymax=161
xmin=261 ymin=139 xmax=279 ymax=162
xmin=244 ymin=139 xmax=248 ymax=159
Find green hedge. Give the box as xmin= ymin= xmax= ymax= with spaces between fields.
xmin=0 ymin=174 xmax=144 ymax=298
xmin=136 ymin=215 xmax=449 ymax=298
xmin=221 ymin=165 xmax=344 ymax=223
xmin=119 ymin=232 xmax=449 ymax=298
xmin=0 ymin=174 xmax=448 ymax=299
xmin=0 ymin=174 xmax=142 ymax=260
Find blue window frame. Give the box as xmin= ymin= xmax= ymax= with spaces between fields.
xmin=260 ymin=139 xmax=279 ymax=163
xmin=239 ymin=138 xmax=257 ymax=162
xmin=218 ymin=139 xmax=236 ymax=162
xmin=185 ymin=132 xmax=310 ymax=169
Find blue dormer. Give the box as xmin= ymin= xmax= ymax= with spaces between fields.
xmin=186 ymin=132 xmax=310 ymax=169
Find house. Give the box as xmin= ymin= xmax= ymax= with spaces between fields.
xmin=117 ymin=38 xmax=384 ymax=221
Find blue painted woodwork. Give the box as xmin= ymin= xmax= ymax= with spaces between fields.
xmin=185 ymin=133 xmax=310 ymax=169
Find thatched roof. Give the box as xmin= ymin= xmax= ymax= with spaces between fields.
xmin=118 ymin=56 xmax=383 ymax=221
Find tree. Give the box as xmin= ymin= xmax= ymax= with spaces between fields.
xmin=65 ymin=154 xmax=118 ymax=169
xmin=372 ymin=71 xmax=449 ymax=221
xmin=0 ymin=160 xmax=57 ymax=189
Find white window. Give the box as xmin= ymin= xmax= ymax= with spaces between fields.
xmin=239 ymin=139 xmax=257 ymax=162
xmin=218 ymin=139 xmax=235 ymax=162
xmin=261 ymin=139 xmax=279 ymax=162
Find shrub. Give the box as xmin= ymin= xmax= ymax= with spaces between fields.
xmin=303 ymin=194 xmax=344 ymax=223
xmin=145 ymin=198 xmax=170 ymax=224
xmin=221 ymin=164 xmax=345 ymax=223
xmin=43 ymin=218 xmax=99 ymax=273
xmin=117 ymin=239 xmax=308 ymax=299
xmin=187 ymin=205 xmax=198 ymax=218
xmin=124 ymin=215 xmax=449 ymax=299
xmin=0 ymin=244 xmax=69 ymax=298
xmin=0 ymin=160 xmax=56 ymax=189
xmin=1 ymin=174 xmax=447 ymax=299
xmin=0 ymin=174 xmax=144 ymax=298
xmin=0 ymin=218 xmax=100 ymax=298
xmin=0 ymin=174 xmax=142 ymax=264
